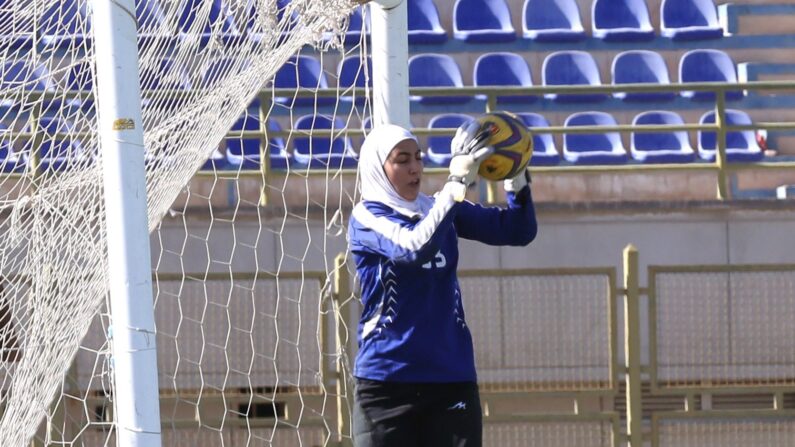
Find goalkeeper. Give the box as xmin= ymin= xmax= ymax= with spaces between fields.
xmin=348 ymin=122 xmax=537 ymax=447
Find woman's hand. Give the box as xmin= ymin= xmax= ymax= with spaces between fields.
xmin=504 ymin=168 xmax=531 ymax=193
xmin=448 ymin=121 xmax=494 ymax=183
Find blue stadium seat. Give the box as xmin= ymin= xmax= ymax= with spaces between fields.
xmin=453 ymin=0 xmax=516 ymax=43
xmin=22 ymin=117 xmax=87 ymax=172
xmin=522 ymin=0 xmax=585 ymax=42
xmin=200 ymin=148 xmax=228 ymax=171
xmin=661 ymin=0 xmax=723 ymax=40
xmin=0 ymin=0 xmax=34 ymax=50
xmin=563 ymin=112 xmax=627 ymax=164
xmin=631 ymin=111 xmax=695 ymax=163
xmin=0 ymin=123 xmax=21 ymax=172
xmin=542 ymin=51 xmax=608 ymax=103
xmin=293 ymin=115 xmax=357 ymax=169
xmin=38 ymin=0 xmax=90 ymax=48
xmin=324 ymin=6 xmax=369 ymax=45
xmin=273 ymin=55 xmax=334 ymax=107
xmin=177 ymin=0 xmax=241 ymax=47
xmin=143 ymin=58 xmax=193 ymax=108
xmin=408 ymin=0 xmax=447 ymax=44
xmin=1 ymin=60 xmax=53 ymax=112
xmin=473 ymin=52 xmax=536 ymax=104
xmin=679 ymin=49 xmax=742 ymax=101
xmin=612 ymin=50 xmax=676 ymax=102
xmin=699 ymin=110 xmax=763 ymax=162
xmin=408 ymin=54 xmax=470 ymax=104
xmin=64 ymin=61 xmax=94 ymax=112
xmin=427 ymin=113 xmax=474 ymax=166
xmin=136 ymin=0 xmax=169 ymax=46
xmin=592 ymin=0 xmax=654 ymax=41
xmin=200 ymin=57 xmax=247 ymax=88
xmin=361 ymin=117 xmax=374 ymax=132
xmin=337 ymin=55 xmax=372 ymax=103
xmin=226 ymin=114 xmax=290 ymax=170
xmin=248 ymin=0 xmax=299 ymax=44
xmin=515 ymin=113 xmax=559 ymax=166
xmin=145 ymin=57 xmax=193 ymax=90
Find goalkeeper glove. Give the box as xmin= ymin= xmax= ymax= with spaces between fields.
xmin=446 ymin=121 xmax=495 ymax=202
xmin=504 ymin=168 xmax=531 ymax=193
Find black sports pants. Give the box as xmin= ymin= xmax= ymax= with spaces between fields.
xmin=352 ymin=378 xmax=482 ymax=447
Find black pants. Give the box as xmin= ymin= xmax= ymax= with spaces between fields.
xmin=353 ymin=378 xmax=482 ymax=447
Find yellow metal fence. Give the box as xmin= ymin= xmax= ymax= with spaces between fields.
xmin=54 ymin=245 xmax=795 ymax=447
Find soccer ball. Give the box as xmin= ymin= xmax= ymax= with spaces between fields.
xmin=475 ymin=111 xmax=533 ymax=181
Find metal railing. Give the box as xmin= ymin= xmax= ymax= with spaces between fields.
xmin=36 ymin=246 xmax=795 ymax=446
xmin=220 ymin=81 xmax=795 ymax=204
xmin=8 ymin=81 xmax=795 ymax=204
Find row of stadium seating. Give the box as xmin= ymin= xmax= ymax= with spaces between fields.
xmin=449 ymin=0 xmax=724 ymax=43
xmin=0 ymin=0 xmax=724 ymax=51
xmin=0 ymin=48 xmax=742 ymax=112
xmin=0 ymin=109 xmax=761 ymax=173
xmin=265 ymin=49 xmax=742 ymax=105
xmin=423 ymin=110 xmax=761 ymax=166
xmin=396 ymin=49 xmax=741 ymax=103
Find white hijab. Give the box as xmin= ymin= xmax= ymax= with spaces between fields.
xmin=358 ymin=124 xmax=433 ymax=218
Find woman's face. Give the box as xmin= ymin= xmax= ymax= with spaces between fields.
xmin=383 ymin=138 xmax=423 ymax=201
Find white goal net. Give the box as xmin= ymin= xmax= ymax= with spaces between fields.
xmin=0 ymin=0 xmax=367 ymax=445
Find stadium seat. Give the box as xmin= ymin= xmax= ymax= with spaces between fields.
xmin=542 ymin=51 xmax=608 ymax=103
xmin=612 ymin=50 xmax=676 ymax=102
xmin=38 ymin=0 xmax=90 ymax=48
xmin=1 ymin=60 xmax=53 ymax=112
xmin=361 ymin=117 xmax=374 ymax=132
xmin=22 ymin=117 xmax=88 ymax=172
xmin=248 ymin=0 xmax=299 ymax=44
xmin=143 ymin=58 xmax=193 ymax=107
xmin=200 ymin=148 xmax=228 ymax=171
xmin=453 ymin=0 xmax=516 ymax=43
xmin=199 ymin=57 xmax=246 ymax=88
xmin=473 ymin=52 xmax=536 ymax=104
xmin=177 ymin=0 xmax=241 ymax=47
xmin=408 ymin=0 xmax=447 ymax=44
xmin=293 ymin=115 xmax=357 ymax=169
xmin=522 ymin=0 xmax=585 ymax=42
xmin=272 ymin=55 xmax=334 ymax=107
xmin=0 ymin=1 xmax=34 ymax=50
xmin=62 ymin=61 xmax=94 ymax=112
xmin=337 ymin=55 xmax=372 ymax=103
xmin=136 ymin=0 xmax=169 ymax=46
xmin=592 ymin=0 xmax=654 ymax=41
xmin=631 ymin=111 xmax=695 ymax=163
xmin=699 ymin=110 xmax=763 ymax=162
xmin=408 ymin=54 xmax=470 ymax=104
xmin=426 ymin=113 xmax=474 ymax=166
xmin=515 ymin=113 xmax=559 ymax=166
xmin=563 ymin=112 xmax=627 ymax=164
xmin=0 ymin=123 xmax=21 ymax=172
xmin=324 ymin=6 xmax=370 ymax=45
xmin=661 ymin=0 xmax=723 ymax=40
xmin=226 ymin=114 xmax=290 ymax=170
xmin=679 ymin=49 xmax=742 ymax=101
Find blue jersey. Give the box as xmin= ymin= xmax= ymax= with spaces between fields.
xmin=348 ymin=186 xmax=537 ymax=383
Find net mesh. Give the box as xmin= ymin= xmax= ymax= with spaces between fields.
xmin=0 ymin=0 xmax=362 ymax=444
xmin=483 ymin=420 xmax=614 ymax=447
xmin=461 ymin=273 xmax=614 ymax=392
xmin=658 ymin=418 xmax=795 ymax=447
xmin=654 ymin=270 xmax=795 ymax=387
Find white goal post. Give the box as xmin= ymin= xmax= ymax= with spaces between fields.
xmin=0 ymin=0 xmax=374 ymax=445
xmin=92 ymin=0 xmax=161 ymax=444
